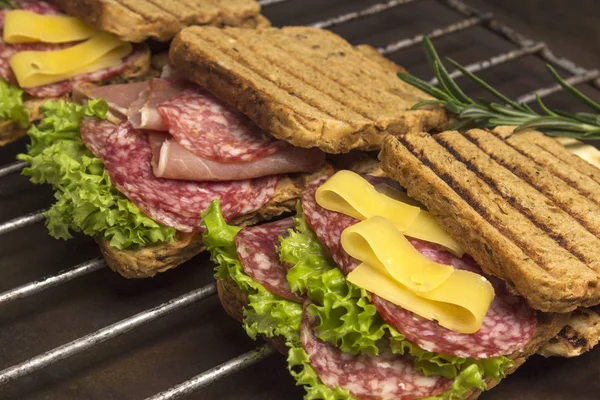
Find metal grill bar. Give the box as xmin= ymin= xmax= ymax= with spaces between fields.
xmin=0 ymin=161 xmax=26 ymax=178
xmin=378 ymin=14 xmax=490 ymax=55
xmin=429 ymin=42 xmax=546 ymax=85
xmin=146 ymin=344 xmax=275 ymax=400
xmin=0 ymin=258 xmax=105 ymax=307
xmin=518 ymin=69 xmax=600 ymax=104
xmin=258 ymin=0 xmax=289 ymax=6
xmin=0 ymin=209 xmax=46 ymax=236
xmin=310 ymin=0 xmax=417 ymax=30
xmin=0 ymin=283 xmax=217 ymax=385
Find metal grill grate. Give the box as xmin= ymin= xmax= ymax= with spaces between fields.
xmin=1 ymin=1 xmax=599 ymax=399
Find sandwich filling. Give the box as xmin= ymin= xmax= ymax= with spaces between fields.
xmin=18 ymin=70 xmax=325 ymax=249
xmin=203 ymin=173 xmax=538 ymax=399
xmin=0 ymin=1 xmax=142 ymax=130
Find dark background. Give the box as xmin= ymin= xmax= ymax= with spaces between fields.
xmin=0 ymin=1 xmax=598 ymax=399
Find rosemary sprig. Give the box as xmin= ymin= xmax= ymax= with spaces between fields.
xmin=398 ymin=37 xmax=600 ymax=139
xmin=0 ymin=0 xmax=16 ymax=9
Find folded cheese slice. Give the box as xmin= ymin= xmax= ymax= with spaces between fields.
xmin=10 ymin=33 xmax=132 ymax=88
xmin=4 ymin=10 xmax=99 ymax=44
xmin=341 ymin=216 xmax=453 ymax=292
xmin=347 ymin=261 xmax=494 ymax=333
xmin=316 ymin=170 xmax=463 ymax=254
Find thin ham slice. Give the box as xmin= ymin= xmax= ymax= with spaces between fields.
xmin=128 ymin=78 xmax=189 ymax=131
xmin=148 ymin=133 xmax=325 ymax=181
xmin=73 ymin=81 xmax=148 ymax=120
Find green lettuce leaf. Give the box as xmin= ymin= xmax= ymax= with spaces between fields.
xmin=18 ymin=99 xmax=176 ymax=249
xmin=0 ymin=77 xmax=29 ymax=128
xmin=281 ymin=204 xmax=513 ymax=396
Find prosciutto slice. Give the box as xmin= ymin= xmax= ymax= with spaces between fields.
xmin=128 ymin=78 xmax=189 ymax=131
xmin=148 ymin=133 xmax=325 ymax=181
xmin=73 ymin=81 xmax=148 ymax=120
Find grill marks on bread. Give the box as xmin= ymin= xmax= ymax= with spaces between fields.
xmin=50 ymin=0 xmax=265 ymax=42
xmin=381 ymin=130 xmax=600 ymax=313
xmin=170 ymin=26 xmax=450 ymax=153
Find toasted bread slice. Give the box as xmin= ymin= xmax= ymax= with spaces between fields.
xmin=216 ymin=277 xmax=569 ymax=400
xmin=380 ymin=129 xmax=600 ymax=313
xmin=50 ymin=0 xmax=267 ymax=43
xmin=169 ymin=26 xmax=450 ymax=153
xmin=99 ymin=166 xmax=333 ymax=278
xmin=539 ymin=306 xmax=600 ymax=358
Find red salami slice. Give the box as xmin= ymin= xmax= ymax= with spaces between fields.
xmin=80 ymin=117 xmax=117 ymax=158
xmin=157 ymin=89 xmax=287 ymax=162
xmin=0 ymin=1 xmax=144 ymax=98
xmin=301 ymin=175 xmax=537 ymax=358
xmin=103 ymin=121 xmax=277 ymax=231
xmin=235 ymin=218 xmax=303 ymax=303
xmin=301 ymin=305 xmax=451 ymax=400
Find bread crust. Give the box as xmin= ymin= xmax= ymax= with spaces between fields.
xmin=217 ymin=274 xmax=569 ymax=399
xmin=49 ymin=0 xmax=266 ymax=43
xmin=538 ymin=306 xmax=600 ymax=358
xmin=170 ymin=26 xmax=450 ymax=154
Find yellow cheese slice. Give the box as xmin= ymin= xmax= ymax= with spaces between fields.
xmin=4 ymin=10 xmax=99 ymax=44
xmin=347 ymin=262 xmax=494 ymax=333
xmin=9 ymin=33 xmax=132 ymax=88
xmin=316 ymin=170 xmax=463 ymax=254
xmin=316 ymin=170 xmax=421 ymax=230
xmin=341 ymin=216 xmax=453 ymax=292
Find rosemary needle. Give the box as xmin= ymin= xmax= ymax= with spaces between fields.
xmin=398 ymin=37 xmax=600 ymax=140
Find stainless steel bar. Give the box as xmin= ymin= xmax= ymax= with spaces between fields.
xmin=0 ymin=258 xmax=106 ymax=307
xmin=310 ymin=0 xmax=417 ymax=30
xmin=258 ymin=0 xmax=289 ymax=6
xmin=439 ymin=0 xmax=600 ymax=91
xmin=0 ymin=161 xmax=26 ymax=178
xmin=379 ymin=14 xmax=491 ymax=55
xmin=145 ymin=344 xmax=275 ymax=400
xmin=0 ymin=209 xmax=46 ymax=236
xmin=518 ymin=70 xmax=600 ymax=104
xmin=0 ymin=283 xmax=217 ymax=385
xmin=429 ymin=42 xmax=546 ymax=85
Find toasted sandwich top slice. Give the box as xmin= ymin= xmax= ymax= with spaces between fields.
xmin=380 ymin=128 xmax=600 ymax=313
xmin=49 ymin=0 xmax=268 ymax=43
xmin=169 ymin=26 xmax=450 ymax=154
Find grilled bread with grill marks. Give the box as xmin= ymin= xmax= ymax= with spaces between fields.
xmin=380 ymin=129 xmax=600 ymax=313
xmin=169 ymin=26 xmax=450 ymax=154
xmin=49 ymin=0 xmax=268 ymax=43
xmin=539 ymin=306 xmax=600 ymax=358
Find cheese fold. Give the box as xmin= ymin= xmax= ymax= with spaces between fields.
xmin=3 ymin=10 xmax=99 ymax=44
xmin=316 ymin=170 xmax=463 ymax=255
xmin=347 ymin=262 xmax=494 ymax=333
xmin=341 ymin=216 xmax=453 ymax=292
xmin=9 ymin=33 xmax=132 ymax=88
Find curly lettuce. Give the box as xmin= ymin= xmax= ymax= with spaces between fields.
xmin=281 ymin=204 xmax=513 ymax=394
xmin=0 ymin=78 xmax=29 ymax=128
xmin=18 ymin=99 xmax=175 ymax=249
xmin=202 ymin=200 xmax=349 ymax=399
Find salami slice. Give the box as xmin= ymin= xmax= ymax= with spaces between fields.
xmin=103 ymin=121 xmax=277 ymax=231
xmin=301 ymin=175 xmax=537 ymax=358
xmin=235 ymin=218 xmax=303 ymax=303
xmin=301 ymin=305 xmax=451 ymax=400
xmin=157 ymin=89 xmax=287 ymax=162
xmin=80 ymin=117 xmax=117 ymax=158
